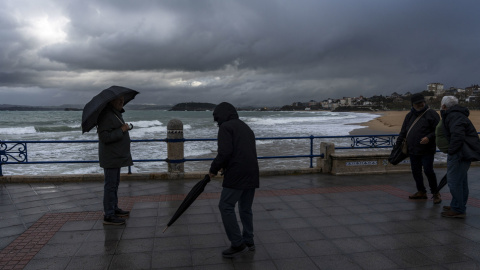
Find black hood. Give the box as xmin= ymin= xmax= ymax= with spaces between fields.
xmin=213 ymin=102 xmax=238 ymax=126
xmin=442 ymin=104 xmax=470 ymax=119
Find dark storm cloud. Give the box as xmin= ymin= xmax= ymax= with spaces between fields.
xmin=1 ymin=0 xmax=479 ymax=106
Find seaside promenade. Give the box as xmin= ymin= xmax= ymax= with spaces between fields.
xmin=1 ymin=168 xmax=480 ymax=269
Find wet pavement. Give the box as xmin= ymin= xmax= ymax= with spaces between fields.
xmin=1 ymin=167 xmax=480 ymax=269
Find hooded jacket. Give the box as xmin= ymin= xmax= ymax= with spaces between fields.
xmin=97 ymin=104 xmax=133 ymax=168
xmin=209 ymin=102 xmax=259 ymax=189
xmin=441 ymin=104 xmax=480 ymax=161
xmin=396 ymin=105 xmax=440 ymax=155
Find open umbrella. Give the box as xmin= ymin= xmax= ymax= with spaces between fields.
xmin=163 ymin=174 xmax=211 ymax=233
xmin=82 ymin=86 xmax=139 ymax=133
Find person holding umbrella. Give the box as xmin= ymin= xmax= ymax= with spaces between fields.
xmin=97 ymin=94 xmax=133 ymax=225
xmin=439 ymin=96 xmax=480 ymax=218
xmin=82 ymin=86 xmax=138 ymax=225
xmin=209 ymin=102 xmax=260 ymax=258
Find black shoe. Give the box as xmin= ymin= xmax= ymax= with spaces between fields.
xmin=115 ymin=209 xmax=130 ymax=217
xmin=245 ymin=242 xmax=255 ymax=251
xmin=103 ymin=215 xmax=126 ymax=225
xmin=222 ymin=244 xmax=247 ymax=258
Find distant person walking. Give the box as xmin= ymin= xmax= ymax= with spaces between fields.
xmin=97 ymin=95 xmax=133 ymax=225
xmin=397 ymin=93 xmax=441 ymax=204
xmin=439 ymin=96 xmax=480 ymax=218
xmin=209 ymin=102 xmax=260 ymax=258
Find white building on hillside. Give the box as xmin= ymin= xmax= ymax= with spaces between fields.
xmin=427 ymin=83 xmax=444 ymax=96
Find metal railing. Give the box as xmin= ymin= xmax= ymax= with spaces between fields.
xmin=0 ymin=134 xmax=399 ymax=176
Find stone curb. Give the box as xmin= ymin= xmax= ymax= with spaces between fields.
xmin=0 ymin=168 xmax=322 ymax=183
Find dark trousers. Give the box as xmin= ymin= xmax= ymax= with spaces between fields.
xmin=218 ymin=188 xmax=256 ymax=247
xmin=103 ymin=168 xmax=120 ymax=217
xmin=409 ymin=154 xmax=438 ymax=194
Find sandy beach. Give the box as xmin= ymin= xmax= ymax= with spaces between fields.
xmin=350 ymin=110 xmax=480 ymax=135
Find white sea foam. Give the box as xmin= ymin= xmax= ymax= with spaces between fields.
xmin=0 ymin=126 xmax=37 ymax=135
xmin=129 ymin=126 xmax=167 ymax=138
xmin=130 ymin=120 xmax=163 ymax=128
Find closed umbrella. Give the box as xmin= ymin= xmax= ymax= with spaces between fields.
xmin=82 ymin=86 xmax=139 ymax=133
xmin=437 ymin=174 xmax=447 ymax=192
xmin=163 ymin=174 xmax=211 ymax=233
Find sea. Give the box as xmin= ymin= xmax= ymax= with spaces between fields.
xmin=0 ymin=110 xmax=380 ymax=176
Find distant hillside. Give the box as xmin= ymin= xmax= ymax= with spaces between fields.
xmin=0 ymin=104 xmax=172 ymax=111
xmin=332 ymin=106 xmax=382 ymax=112
xmin=169 ymin=102 xmax=216 ymax=111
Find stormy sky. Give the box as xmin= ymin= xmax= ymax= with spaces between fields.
xmin=1 ymin=0 xmax=479 ymax=107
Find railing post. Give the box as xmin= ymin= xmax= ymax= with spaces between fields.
xmin=167 ymin=119 xmax=184 ymax=174
xmin=318 ymin=142 xmax=335 ymax=173
xmin=309 ymin=135 xmax=314 ymax=168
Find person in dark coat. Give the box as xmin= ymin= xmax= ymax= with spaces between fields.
xmin=97 ymin=95 xmax=133 ymax=225
xmin=397 ymin=93 xmax=441 ymax=203
xmin=440 ymin=96 xmax=480 ymax=218
xmin=209 ymin=102 xmax=259 ymax=258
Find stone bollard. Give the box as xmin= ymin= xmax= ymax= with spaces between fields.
xmin=167 ymin=119 xmax=184 ymax=175
xmin=318 ymin=142 xmax=335 ymax=173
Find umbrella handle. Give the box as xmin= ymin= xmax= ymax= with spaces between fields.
xmin=128 ymin=123 xmax=133 ymax=130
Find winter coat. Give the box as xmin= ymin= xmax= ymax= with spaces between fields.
xmin=97 ymin=104 xmax=133 ymax=168
xmin=209 ymin=102 xmax=260 ymax=189
xmin=396 ymin=105 xmax=440 ymax=155
xmin=441 ymin=105 xmax=480 ymax=161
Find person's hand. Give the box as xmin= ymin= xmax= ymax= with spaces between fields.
xmin=420 ymin=137 xmax=429 ymax=144
xmin=121 ymin=123 xmax=130 ymax=132
xmin=209 ymin=173 xmax=216 ymax=178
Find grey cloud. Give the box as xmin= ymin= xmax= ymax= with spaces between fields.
xmin=1 ymin=0 xmax=480 ymax=107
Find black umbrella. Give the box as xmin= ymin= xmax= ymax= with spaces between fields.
xmin=163 ymin=174 xmax=211 ymax=233
xmin=81 ymin=86 xmax=139 ymax=133
xmin=437 ymin=174 xmax=447 ymax=192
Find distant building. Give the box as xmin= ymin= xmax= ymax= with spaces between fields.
xmin=427 ymin=83 xmax=444 ymax=96
xmin=292 ymin=102 xmax=304 ymax=107
xmin=465 ymin=85 xmax=480 ymax=96
xmin=466 ymin=96 xmax=478 ymax=103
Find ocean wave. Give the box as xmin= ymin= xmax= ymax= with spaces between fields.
xmin=130 ymin=120 xmax=163 ymax=128
xmin=129 ymin=126 xmax=167 ymax=138
xmin=0 ymin=126 xmax=37 ymax=135
xmin=244 ymin=113 xmax=371 ymax=126
xmin=35 ymin=126 xmax=82 ymax=133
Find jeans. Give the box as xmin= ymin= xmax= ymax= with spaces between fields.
xmin=409 ymin=154 xmax=438 ymax=194
xmin=103 ymin=168 xmax=121 ymax=217
xmin=218 ymin=187 xmax=256 ymax=247
xmin=447 ymin=152 xmax=471 ymax=214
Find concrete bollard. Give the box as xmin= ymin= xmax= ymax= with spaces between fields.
xmin=318 ymin=142 xmax=335 ymax=173
xmin=167 ymin=119 xmax=184 ymax=175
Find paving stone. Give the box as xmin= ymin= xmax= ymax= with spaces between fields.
xmin=2 ymin=170 xmax=480 ymax=269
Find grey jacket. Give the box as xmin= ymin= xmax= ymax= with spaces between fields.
xmin=441 ymin=105 xmax=480 ymax=161
xmin=97 ymin=105 xmax=133 ymax=168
